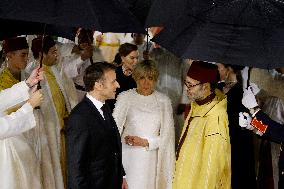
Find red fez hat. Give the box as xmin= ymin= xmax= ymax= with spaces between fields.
xmin=31 ymin=36 xmax=56 ymax=55
xmin=3 ymin=37 xmax=29 ymax=53
xmin=187 ymin=61 xmax=219 ymax=84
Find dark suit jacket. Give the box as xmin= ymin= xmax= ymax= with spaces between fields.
xmin=66 ymin=96 xmax=125 ymax=189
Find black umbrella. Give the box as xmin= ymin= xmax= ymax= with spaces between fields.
xmin=121 ymin=0 xmax=189 ymax=27
xmin=152 ymin=0 xmax=284 ymax=69
xmin=145 ymin=0 xmax=190 ymax=27
xmin=0 ymin=0 xmax=145 ymax=33
xmin=119 ymin=0 xmax=153 ymax=26
xmin=0 ymin=19 xmax=76 ymax=41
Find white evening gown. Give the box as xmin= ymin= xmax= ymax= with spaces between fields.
xmin=121 ymin=91 xmax=161 ymax=189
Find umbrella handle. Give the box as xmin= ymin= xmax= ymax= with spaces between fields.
xmin=35 ymin=24 xmax=47 ymax=109
xmin=146 ymin=28 xmax=149 ymax=51
xmin=246 ymin=67 xmax=252 ymax=89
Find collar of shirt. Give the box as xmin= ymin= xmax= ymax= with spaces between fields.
xmin=86 ymin=93 xmax=105 ymax=118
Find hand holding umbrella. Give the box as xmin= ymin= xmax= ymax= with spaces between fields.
xmin=25 ymin=66 xmax=44 ymax=88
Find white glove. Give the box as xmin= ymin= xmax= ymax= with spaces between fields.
xmin=242 ymin=86 xmax=258 ymax=109
xmin=239 ymin=112 xmax=254 ymax=130
xmin=250 ymin=82 xmax=261 ymax=95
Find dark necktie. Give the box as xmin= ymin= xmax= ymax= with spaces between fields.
xmin=101 ymin=103 xmax=119 ymax=152
xmin=101 ymin=104 xmax=110 ymax=121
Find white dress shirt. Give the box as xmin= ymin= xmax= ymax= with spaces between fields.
xmin=86 ymin=93 xmax=105 ymax=119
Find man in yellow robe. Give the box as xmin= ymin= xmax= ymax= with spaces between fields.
xmin=174 ymin=61 xmax=231 ymax=189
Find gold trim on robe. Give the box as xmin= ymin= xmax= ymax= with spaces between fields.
xmin=43 ymin=65 xmax=68 ymax=187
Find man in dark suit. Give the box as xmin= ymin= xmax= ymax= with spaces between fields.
xmin=66 ymin=62 xmax=128 ymax=189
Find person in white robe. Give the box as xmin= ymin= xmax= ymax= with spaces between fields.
xmin=95 ymin=32 xmax=125 ymax=62
xmin=58 ymin=29 xmax=104 ymax=101
xmin=0 ymin=68 xmax=43 ymax=139
xmin=113 ymin=60 xmax=175 ymax=189
xmin=0 ymin=37 xmax=42 ymax=189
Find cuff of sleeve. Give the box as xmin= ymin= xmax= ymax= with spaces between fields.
xmin=16 ymin=82 xmax=31 ymax=101
xmin=251 ymin=108 xmax=261 ymax=117
xmin=21 ymin=103 xmax=34 ymax=113
xmin=251 ymin=116 xmax=268 ymax=134
xmin=22 ymin=81 xmax=31 ymax=90
xmin=24 ymin=79 xmax=33 ymax=88
xmin=146 ymin=137 xmax=160 ymax=151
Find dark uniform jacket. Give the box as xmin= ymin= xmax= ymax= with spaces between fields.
xmin=252 ymin=111 xmax=284 ymax=188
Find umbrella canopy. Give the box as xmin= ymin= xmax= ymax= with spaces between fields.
xmin=120 ymin=0 xmax=189 ymax=28
xmin=145 ymin=0 xmax=190 ymax=27
xmin=152 ymin=0 xmax=284 ymax=69
xmin=120 ymin=0 xmax=153 ymax=26
xmin=121 ymin=0 xmax=189 ymax=27
xmin=0 ymin=0 xmax=145 ymax=33
xmin=0 ymin=19 xmax=76 ymax=40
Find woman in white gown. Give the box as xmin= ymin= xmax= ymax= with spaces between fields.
xmin=113 ymin=60 xmax=175 ymax=189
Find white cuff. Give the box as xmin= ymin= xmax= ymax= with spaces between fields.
xmin=146 ymin=137 xmax=160 ymax=151
xmin=252 ymin=108 xmax=261 ymax=117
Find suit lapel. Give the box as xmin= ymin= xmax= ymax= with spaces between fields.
xmin=83 ymin=97 xmax=107 ymax=127
xmin=83 ymin=97 xmax=122 ymax=152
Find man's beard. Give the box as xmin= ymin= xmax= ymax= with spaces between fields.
xmin=188 ymin=92 xmax=204 ymax=102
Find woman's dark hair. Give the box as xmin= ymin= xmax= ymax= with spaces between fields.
xmin=113 ymin=53 xmax=122 ymax=66
xmin=118 ymin=43 xmax=138 ymax=57
xmin=83 ymin=62 xmax=117 ymax=92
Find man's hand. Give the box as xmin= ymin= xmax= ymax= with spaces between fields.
xmin=122 ymin=178 xmax=128 ymax=189
xmin=242 ymin=86 xmax=258 ymax=109
xmin=28 ymin=86 xmax=43 ymax=108
xmin=239 ymin=112 xmax=254 ymax=130
xmin=125 ymin=135 xmax=149 ymax=147
xmin=25 ymin=66 xmax=44 ymax=87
